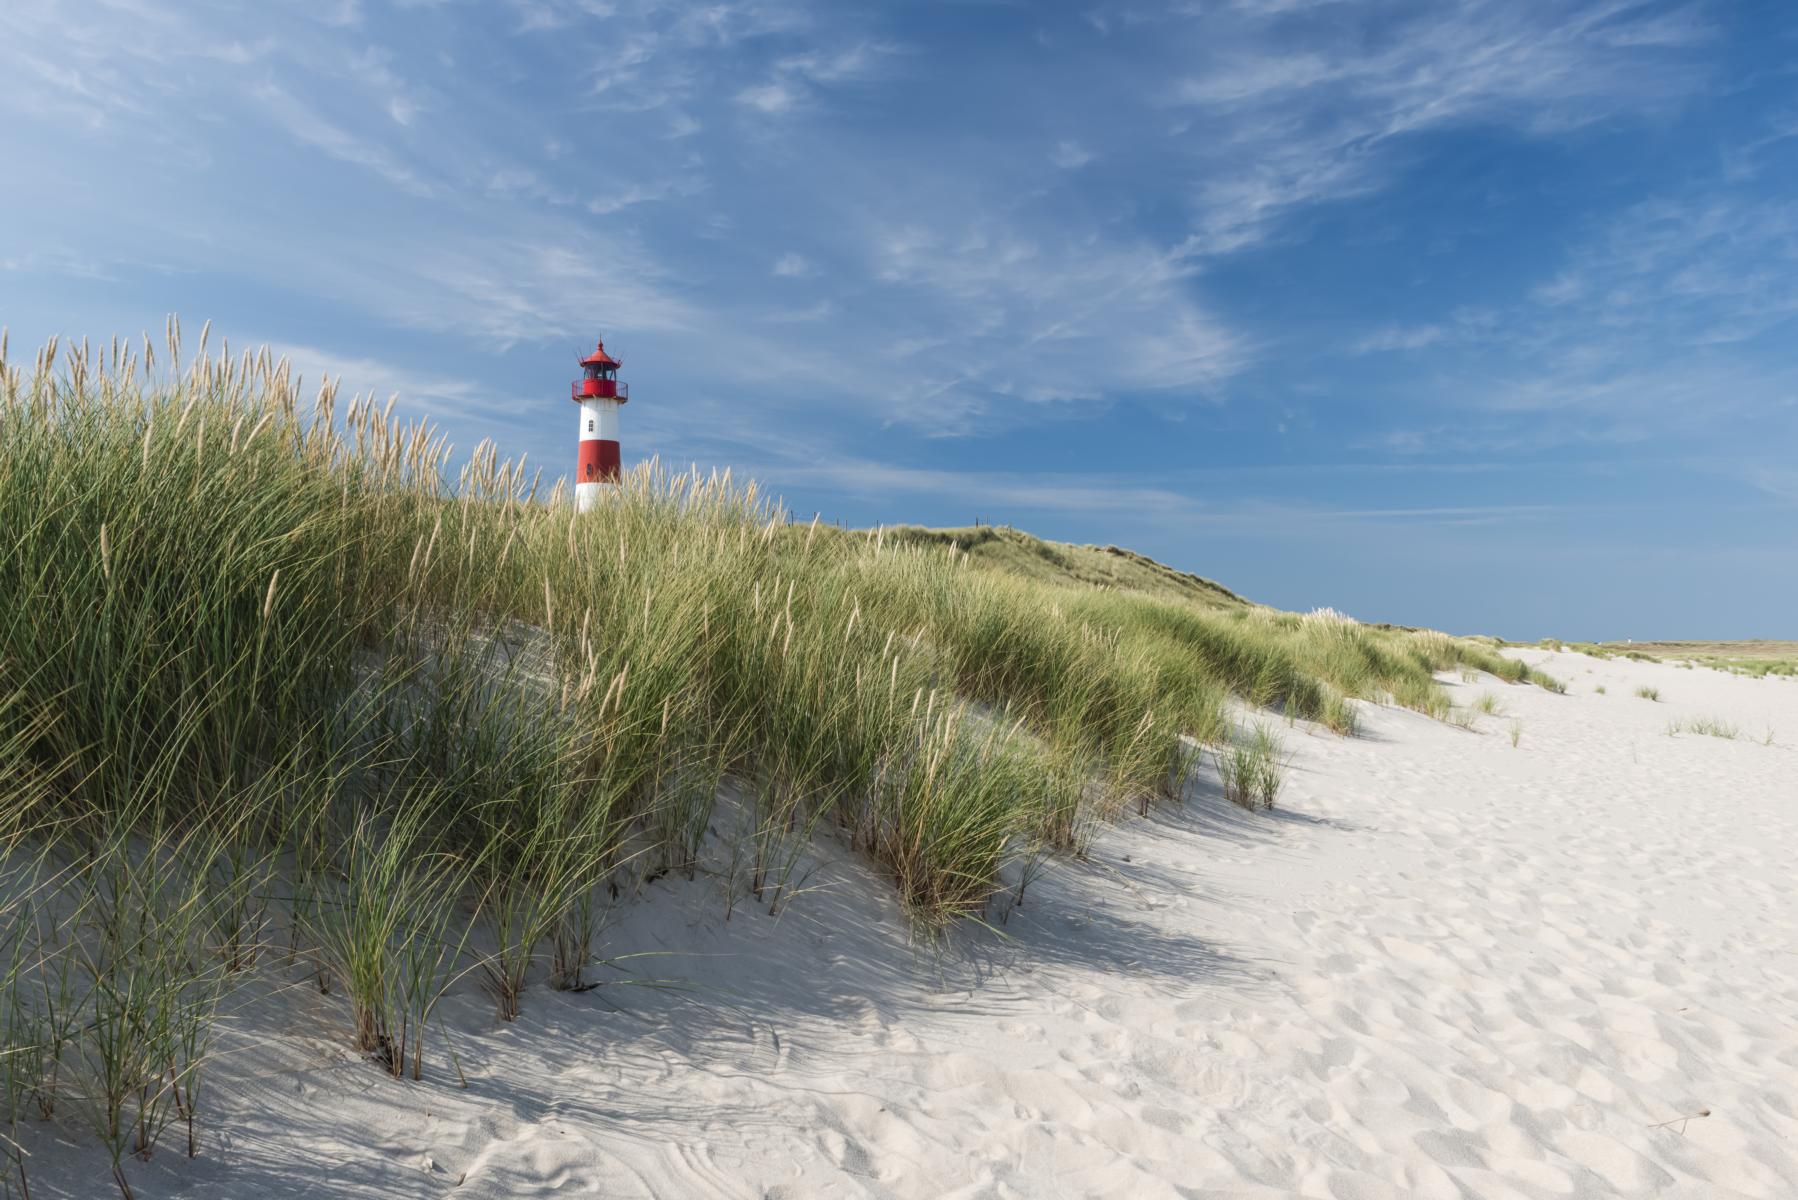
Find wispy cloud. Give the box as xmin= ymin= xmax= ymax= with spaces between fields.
xmin=857 ymin=219 xmax=1250 ymax=427
xmin=1741 ymin=465 xmax=1798 ymax=504
xmin=735 ymin=40 xmax=893 ymax=115
xmin=256 ymin=83 xmax=433 ymax=195
xmin=1352 ymin=325 xmax=1444 ymax=354
xmin=1531 ymin=192 xmax=1798 ymax=345
xmin=772 ymin=252 xmax=815 ymax=277
xmin=736 ymin=80 xmax=802 ymax=114
xmin=749 ymin=456 xmax=1564 ymax=531
xmin=1331 ymin=168 xmax=1798 ymax=457
xmin=268 ymin=341 xmax=519 ymax=425
xmin=1163 ymin=0 xmax=1714 ymax=255
xmin=1 ymin=248 xmax=116 ymax=281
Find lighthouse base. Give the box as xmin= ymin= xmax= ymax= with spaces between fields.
xmin=574 ymin=432 xmax=621 ymax=513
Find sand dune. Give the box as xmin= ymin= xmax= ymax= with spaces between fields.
xmin=32 ymin=649 xmax=1798 ymax=1197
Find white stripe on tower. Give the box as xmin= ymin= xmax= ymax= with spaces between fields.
xmin=574 ymin=397 xmax=621 ymax=512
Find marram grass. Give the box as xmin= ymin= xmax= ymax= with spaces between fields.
xmin=0 ymin=325 xmax=1558 ymax=1195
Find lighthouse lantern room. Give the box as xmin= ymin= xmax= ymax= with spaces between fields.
xmin=572 ymin=337 xmax=628 ymax=511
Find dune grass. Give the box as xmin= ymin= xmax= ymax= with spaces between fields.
xmin=1722 ymin=659 xmax=1798 ymax=677
xmin=1636 ymin=685 xmax=1662 ymax=701
xmin=0 ymin=326 xmax=1564 ymax=1194
xmin=1664 ymin=716 xmax=1740 ymax=740
xmin=1218 ymin=724 xmax=1287 ymax=810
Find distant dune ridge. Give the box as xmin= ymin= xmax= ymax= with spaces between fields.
xmin=2 ymin=326 xmax=1792 ymax=1198
xmin=863 ymin=523 xmax=1250 ymax=608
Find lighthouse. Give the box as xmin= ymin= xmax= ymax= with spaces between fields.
xmin=572 ymin=337 xmax=627 ymax=512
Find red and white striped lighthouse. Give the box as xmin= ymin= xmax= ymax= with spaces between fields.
xmin=572 ymin=337 xmax=628 ymax=511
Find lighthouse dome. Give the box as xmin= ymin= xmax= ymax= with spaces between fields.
xmin=579 ymin=338 xmax=621 ymax=369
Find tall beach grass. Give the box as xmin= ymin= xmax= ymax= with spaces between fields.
xmin=0 ymin=325 xmax=1561 ymax=1194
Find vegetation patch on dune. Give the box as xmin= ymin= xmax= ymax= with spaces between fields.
xmin=1599 ymin=639 xmax=1798 ymax=671
xmin=1532 ymin=638 xmax=1798 ymax=678
xmin=856 ymin=523 xmax=1249 ymax=608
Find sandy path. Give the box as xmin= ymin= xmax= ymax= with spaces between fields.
xmin=34 ymin=650 xmax=1798 ymax=1198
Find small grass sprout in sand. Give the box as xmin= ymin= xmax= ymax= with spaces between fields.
xmin=1664 ymin=716 xmax=1740 ymax=740
xmin=1473 ymin=691 xmax=1505 ymax=716
xmin=1509 ymin=721 xmax=1523 ymax=748
xmin=1636 ymin=685 xmax=1661 ymax=701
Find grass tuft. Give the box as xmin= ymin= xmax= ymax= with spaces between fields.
xmin=1218 ymin=724 xmax=1287 ymax=811
xmin=1664 ymin=716 xmax=1740 ymax=740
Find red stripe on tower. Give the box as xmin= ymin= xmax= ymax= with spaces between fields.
xmin=577 ymin=438 xmax=620 ymax=481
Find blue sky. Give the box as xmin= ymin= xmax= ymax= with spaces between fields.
xmin=2 ymin=0 xmax=1795 ymax=639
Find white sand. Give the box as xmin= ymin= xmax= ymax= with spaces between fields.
xmin=30 ymin=649 xmax=1798 ymax=1198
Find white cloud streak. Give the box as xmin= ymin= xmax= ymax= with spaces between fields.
xmin=1163 ymin=0 xmax=1714 ymax=256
